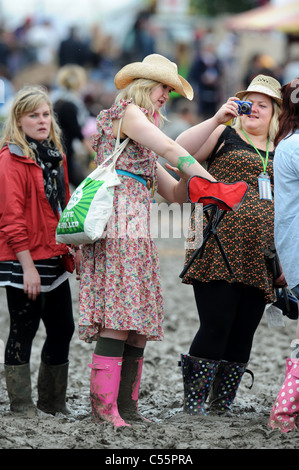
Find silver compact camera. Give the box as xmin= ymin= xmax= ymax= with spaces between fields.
xmin=234 ymin=100 xmax=252 ymax=115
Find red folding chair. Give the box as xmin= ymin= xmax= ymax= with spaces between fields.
xmin=180 ymin=176 xmax=249 ymax=279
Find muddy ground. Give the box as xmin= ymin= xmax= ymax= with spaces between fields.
xmin=0 ymin=217 xmax=298 ymax=454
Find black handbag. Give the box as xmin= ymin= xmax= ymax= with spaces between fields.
xmin=264 ymin=244 xmax=298 ymax=320
xmin=273 ymin=287 xmax=298 ymax=320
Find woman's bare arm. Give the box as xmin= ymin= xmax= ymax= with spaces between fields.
xmin=121 ymin=104 xmax=216 ymax=181
xmin=176 ymin=98 xmax=239 ymax=162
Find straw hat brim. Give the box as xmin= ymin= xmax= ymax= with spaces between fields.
xmin=114 ymin=55 xmax=194 ymax=100
xmin=235 ymin=85 xmax=282 ymax=104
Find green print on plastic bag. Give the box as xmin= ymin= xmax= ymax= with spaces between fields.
xmin=106 ymin=186 xmax=115 ymax=197
xmin=57 ymin=177 xmax=104 ymax=235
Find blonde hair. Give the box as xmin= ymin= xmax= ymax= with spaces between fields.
xmin=57 ymin=65 xmax=87 ymax=91
xmin=115 ymin=78 xmax=167 ymax=126
xmin=232 ymin=93 xmax=281 ymax=143
xmin=0 ymin=85 xmax=64 ymax=160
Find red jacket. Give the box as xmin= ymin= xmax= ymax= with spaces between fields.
xmin=0 ymin=144 xmax=71 ymax=261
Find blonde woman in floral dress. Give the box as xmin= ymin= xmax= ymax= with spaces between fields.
xmin=78 ymin=54 xmax=247 ymax=427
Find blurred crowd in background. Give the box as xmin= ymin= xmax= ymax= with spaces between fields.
xmin=1 ymin=8 xmax=299 ymax=187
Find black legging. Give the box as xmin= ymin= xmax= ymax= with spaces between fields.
xmin=5 ymin=280 xmax=74 ymax=366
xmin=189 ymin=280 xmax=266 ymax=363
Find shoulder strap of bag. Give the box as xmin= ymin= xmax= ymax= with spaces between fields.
xmin=207 ymin=126 xmax=230 ymax=171
xmin=101 ymin=117 xmax=130 ymax=167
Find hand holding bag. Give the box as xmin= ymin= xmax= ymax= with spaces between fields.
xmin=60 ymin=245 xmax=75 ymax=273
xmin=56 ymin=119 xmax=129 ymax=245
xmin=264 ymin=244 xmax=299 ymax=320
xmin=273 ymin=287 xmax=298 ymax=320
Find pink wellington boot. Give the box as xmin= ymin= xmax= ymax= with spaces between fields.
xmin=88 ymin=354 xmax=130 ymax=427
xmin=268 ymin=358 xmax=299 ymax=433
xmin=187 ymin=176 xmax=249 ymax=212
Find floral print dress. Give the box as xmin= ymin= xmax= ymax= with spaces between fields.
xmin=78 ymin=99 xmax=164 ymax=342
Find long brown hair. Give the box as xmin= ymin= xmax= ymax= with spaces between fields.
xmin=274 ymin=78 xmax=299 ymax=147
xmin=0 ymin=85 xmax=63 ymax=160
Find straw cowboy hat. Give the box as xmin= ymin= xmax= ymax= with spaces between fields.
xmin=114 ymin=54 xmax=194 ymax=100
xmin=236 ymin=74 xmax=282 ymax=104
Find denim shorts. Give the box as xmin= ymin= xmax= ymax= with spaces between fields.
xmin=291 ymin=284 xmax=299 ymax=300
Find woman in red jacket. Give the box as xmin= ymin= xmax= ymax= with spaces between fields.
xmin=0 ymin=85 xmax=77 ymax=417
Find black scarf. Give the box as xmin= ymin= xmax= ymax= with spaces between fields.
xmin=26 ymin=137 xmax=66 ymax=217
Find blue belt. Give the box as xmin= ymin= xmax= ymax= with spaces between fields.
xmin=116 ymin=169 xmax=147 ymax=187
xmin=116 ymin=169 xmax=155 ymax=202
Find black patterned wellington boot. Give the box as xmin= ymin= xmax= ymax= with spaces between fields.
xmin=208 ymin=360 xmax=254 ymax=412
xmin=180 ymin=354 xmax=220 ymax=415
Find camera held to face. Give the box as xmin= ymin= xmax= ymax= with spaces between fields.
xmin=234 ymin=100 xmax=252 ymax=115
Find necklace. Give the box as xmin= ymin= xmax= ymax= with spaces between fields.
xmin=241 ymin=129 xmax=270 ymax=175
xmin=241 ymin=129 xmax=272 ymax=201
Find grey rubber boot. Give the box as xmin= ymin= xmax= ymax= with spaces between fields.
xmin=37 ymin=362 xmax=70 ymax=415
xmin=5 ymin=363 xmax=37 ymax=418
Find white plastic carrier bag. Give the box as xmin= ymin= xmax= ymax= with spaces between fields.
xmin=56 ymin=119 xmax=129 ymax=245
